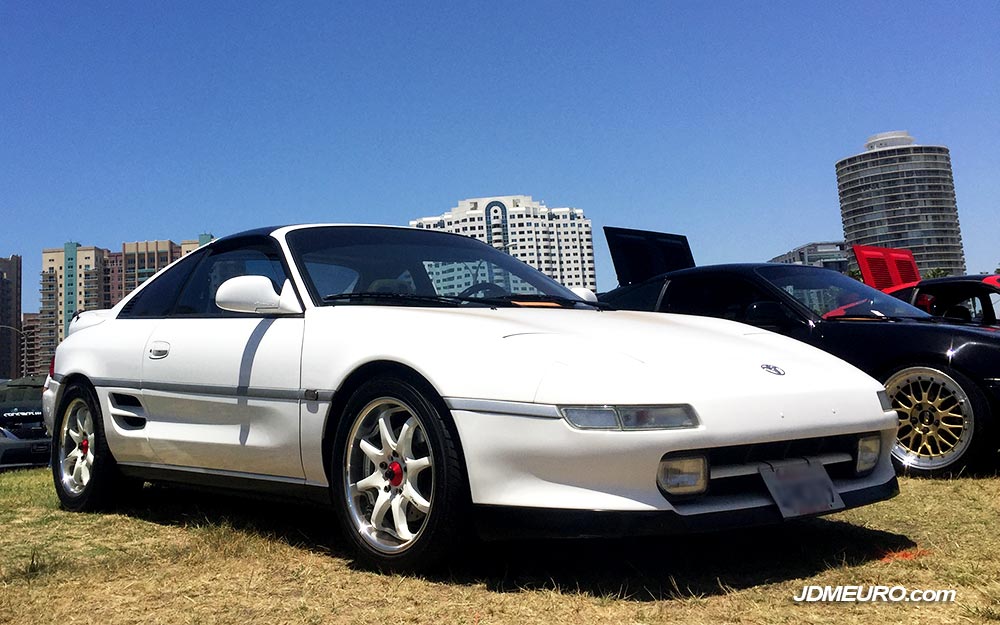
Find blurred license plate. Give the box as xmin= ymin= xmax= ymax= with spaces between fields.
xmin=759 ymin=461 xmax=844 ymax=519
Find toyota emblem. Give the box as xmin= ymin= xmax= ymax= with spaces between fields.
xmin=761 ymin=364 xmax=785 ymax=376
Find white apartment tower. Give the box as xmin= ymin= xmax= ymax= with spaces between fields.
xmin=410 ymin=195 xmax=597 ymax=291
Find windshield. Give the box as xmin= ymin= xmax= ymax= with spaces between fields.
xmin=755 ymin=265 xmax=931 ymax=320
xmin=285 ymin=226 xmax=582 ymax=307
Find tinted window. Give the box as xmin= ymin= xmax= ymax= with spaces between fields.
xmin=118 ymin=251 xmax=205 ymax=318
xmin=172 ymin=241 xmax=288 ymax=317
xmin=603 ymin=280 xmax=664 ymax=311
xmin=756 ymin=265 xmax=930 ymax=319
xmin=661 ymin=274 xmax=775 ymax=322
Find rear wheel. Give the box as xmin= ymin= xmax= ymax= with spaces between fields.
xmin=331 ymin=376 xmax=467 ymax=571
xmin=884 ymin=365 xmax=993 ymax=477
xmin=52 ymin=382 xmax=134 ymax=511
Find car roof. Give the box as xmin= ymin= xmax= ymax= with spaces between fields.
xmin=919 ymin=274 xmax=1000 ymax=288
xmin=215 ymin=223 xmax=460 ymax=244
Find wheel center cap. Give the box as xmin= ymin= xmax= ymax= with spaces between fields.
xmin=80 ymin=438 xmax=89 ymax=455
xmin=918 ymin=410 xmax=935 ymax=425
xmin=388 ymin=461 xmax=403 ymax=487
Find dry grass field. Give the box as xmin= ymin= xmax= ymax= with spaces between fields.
xmin=1 ymin=467 xmax=998 ymax=625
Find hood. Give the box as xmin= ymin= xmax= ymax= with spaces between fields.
xmin=604 ymin=226 xmax=695 ymax=286
xmin=852 ymin=244 xmax=921 ymax=291
xmin=306 ymin=305 xmax=884 ymax=408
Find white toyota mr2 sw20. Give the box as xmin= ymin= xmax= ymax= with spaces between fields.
xmin=43 ymin=224 xmax=899 ymax=570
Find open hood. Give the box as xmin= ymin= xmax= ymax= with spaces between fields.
xmin=604 ymin=226 xmax=695 ymax=286
xmin=852 ymin=244 xmax=920 ymax=291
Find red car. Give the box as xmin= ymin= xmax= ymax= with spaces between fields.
xmin=854 ymin=245 xmax=1000 ymax=326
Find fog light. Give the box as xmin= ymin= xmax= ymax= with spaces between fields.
xmin=856 ymin=434 xmax=881 ymax=475
xmin=657 ymin=455 xmax=708 ymax=497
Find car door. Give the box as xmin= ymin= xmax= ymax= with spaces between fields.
xmin=140 ymin=237 xmax=306 ymax=479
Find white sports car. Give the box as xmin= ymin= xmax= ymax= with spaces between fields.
xmin=43 ymin=224 xmax=898 ymax=570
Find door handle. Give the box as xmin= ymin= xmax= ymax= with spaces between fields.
xmin=148 ymin=341 xmax=171 ymax=359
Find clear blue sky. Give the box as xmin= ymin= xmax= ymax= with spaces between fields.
xmin=3 ymin=1 xmax=998 ymax=312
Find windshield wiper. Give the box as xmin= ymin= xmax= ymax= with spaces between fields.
xmin=322 ymin=291 xmax=608 ymax=309
xmin=474 ymin=293 xmax=611 ymax=310
xmin=322 ymin=292 xmax=481 ymax=307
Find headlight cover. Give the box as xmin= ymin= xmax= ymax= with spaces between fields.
xmin=559 ymin=405 xmax=701 ymax=431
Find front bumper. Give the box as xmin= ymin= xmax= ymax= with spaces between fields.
xmin=447 ymin=400 xmax=899 ymax=515
xmin=474 ymin=475 xmax=899 ymax=539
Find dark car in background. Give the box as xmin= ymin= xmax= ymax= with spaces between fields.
xmin=600 ymin=227 xmax=1000 ymax=478
xmin=0 ymin=375 xmax=50 ymax=469
xmin=886 ymin=275 xmax=1000 ymax=326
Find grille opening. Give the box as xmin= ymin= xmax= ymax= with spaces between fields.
xmin=667 ymin=432 xmax=875 ymax=505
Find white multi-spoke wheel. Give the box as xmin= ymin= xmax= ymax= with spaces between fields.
xmin=52 ymin=383 xmax=129 ymax=511
xmin=333 ymin=376 xmax=466 ymax=571
xmin=59 ymin=397 xmax=95 ymax=495
xmin=885 ymin=365 xmax=993 ymax=477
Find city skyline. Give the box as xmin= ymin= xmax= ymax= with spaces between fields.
xmin=3 ymin=3 xmax=998 ymax=312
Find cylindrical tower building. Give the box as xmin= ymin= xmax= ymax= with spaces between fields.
xmin=836 ymin=131 xmax=965 ymax=275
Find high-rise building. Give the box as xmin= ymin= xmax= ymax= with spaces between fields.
xmin=410 ymin=195 xmax=597 ymax=291
xmin=39 ymin=244 xmax=114 ymax=368
xmin=121 ymin=240 xmax=183 ymax=294
xmin=181 ymin=234 xmax=215 ymax=256
xmin=0 ymin=255 xmax=23 ymax=379
xmin=20 ymin=312 xmax=43 ymax=377
xmin=769 ymin=241 xmax=849 ymax=273
xmin=836 ymin=131 xmax=966 ymax=275
xmin=37 ymin=234 xmax=214 ymax=363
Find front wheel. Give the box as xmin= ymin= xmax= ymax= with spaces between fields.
xmin=884 ymin=365 xmax=993 ymax=477
xmin=331 ymin=377 xmax=467 ymax=571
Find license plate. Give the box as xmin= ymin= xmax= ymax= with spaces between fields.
xmin=759 ymin=461 xmax=845 ymax=519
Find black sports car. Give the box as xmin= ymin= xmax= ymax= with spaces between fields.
xmin=0 ymin=375 xmax=50 ymax=469
xmin=600 ymin=227 xmax=1000 ymax=477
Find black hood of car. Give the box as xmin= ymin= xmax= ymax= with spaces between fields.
xmin=604 ymin=226 xmax=695 ymax=286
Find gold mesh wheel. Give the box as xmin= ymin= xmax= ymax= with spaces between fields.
xmin=886 ymin=366 xmax=973 ymax=472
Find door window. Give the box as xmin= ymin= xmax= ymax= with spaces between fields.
xmin=171 ymin=241 xmax=289 ymax=317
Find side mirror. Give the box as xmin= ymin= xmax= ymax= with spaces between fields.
xmin=570 ymin=287 xmax=598 ymax=303
xmin=216 ymin=277 xmax=304 ymax=315
xmin=745 ymin=301 xmax=795 ymax=328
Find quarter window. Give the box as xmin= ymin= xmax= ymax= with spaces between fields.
xmin=118 ymin=250 xmax=204 ymax=318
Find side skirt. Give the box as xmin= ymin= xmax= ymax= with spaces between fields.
xmin=118 ymin=462 xmax=333 ymax=506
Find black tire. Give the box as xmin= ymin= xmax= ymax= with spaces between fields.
xmin=883 ymin=364 xmax=995 ymax=477
xmin=330 ymin=376 xmax=467 ymax=571
xmin=51 ymin=382 xmax=133 ymax=511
